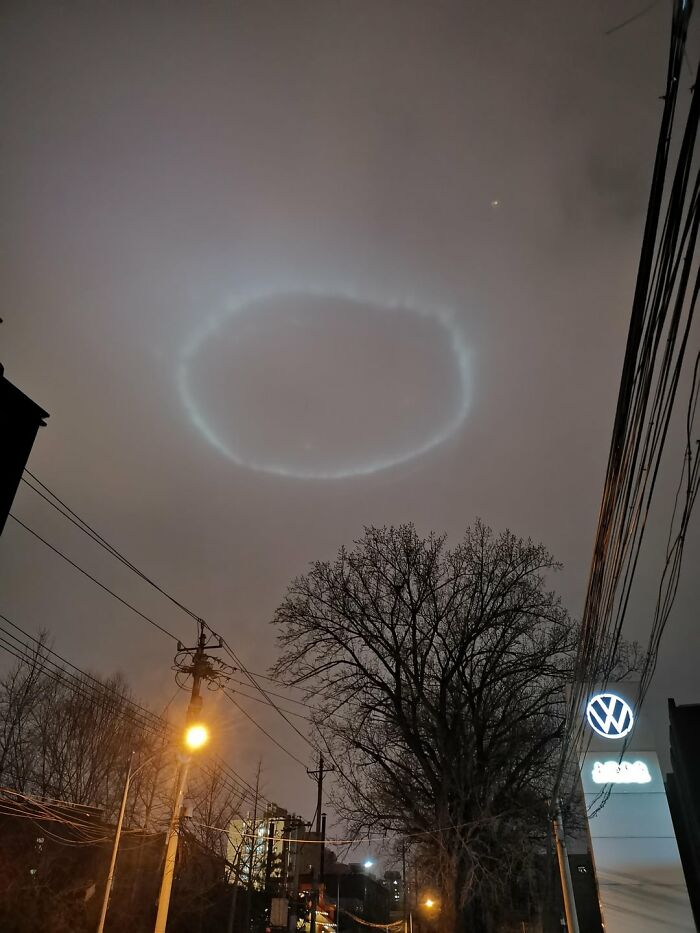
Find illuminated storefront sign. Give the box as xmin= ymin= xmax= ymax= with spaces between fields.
xmin=591 ymin=760 xmax=651 ymax=784
xmin=586 ymin=692 xmax=634 ymax=738
xmin=580 ymin=685 xmax=695 ymax=931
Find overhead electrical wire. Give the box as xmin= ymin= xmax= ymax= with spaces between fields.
xmin=0 ymin=608 xmax=310 ymax=794
xmin=0 ymin=633 xmax=261 ymax=810
xmin=21 ymin=470 xmax=205 ymax=627
xmin=17 ymin=473 xmax=318 ymax=724
xmin=552 ymin=0 xmax=699 ymax=807
xmin=226 ymin=676 xmax=316 ymax=708
xmin=214 ymin=630 xmax=319 ymax=755
xmin=0 ymin=613 xmax=267 ymax=810
xmin=224 ymin=684 xmax=314 ymax=722
xmin=0 ymin=612 xmax=168 ymax=733
xmin=220 ymin=688 xmax=310 ymax=768
xmin=8 ymin=513 xmax=183 ymax=643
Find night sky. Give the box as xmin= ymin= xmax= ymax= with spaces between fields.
xmin=1 ymin=1 xmax=699 ymax=831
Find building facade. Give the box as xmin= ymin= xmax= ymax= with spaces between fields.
xmin=228 ymin=805 xmax=297 ymax=893
xmin=574 ymin=683 xmax=694 ymax=932
xmin=666 ymin=698 xmax=700 ymax=928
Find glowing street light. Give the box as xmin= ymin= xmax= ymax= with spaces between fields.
xmin=154 ymin=719 xmax=210 ymax=933
xmin=363 ymin=860 xmax=373 ymax=870
xmin=424 ymin=899 xmax=435 ymax=909
xmin=184 ymin=722 xmax=209 ymax=751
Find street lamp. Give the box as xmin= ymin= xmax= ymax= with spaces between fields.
xmin=363 ymin=860 xmax=373 ymax=918
xmin=153 ymin=720 xmax=210 ymax=933
xmin=184 ymin=722 xmax=209 ymax=750
xmin=96 ymin=747 xmax=172 ymax=933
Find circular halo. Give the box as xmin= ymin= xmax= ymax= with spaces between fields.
xmin=177 ymin=285 xmax=472 ymax=479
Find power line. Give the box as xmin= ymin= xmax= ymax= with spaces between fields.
xmin=215 ymin=632 xmax=318 ymax=753
xmin=224 ymin=684 xmax=315 ymax=722
xmin=221 ymin=688 xmax=310 ymax=769
xmin=20 ymin=472 xmax=318 ymax=706
xmin=0 ymin=614 xmax=266 ymax=809
xmin=227 ymin=675 xmax=316 ymax=708
xmin=21 ymin=471 xmax=205 ymax=627
xmin=0 ymin=613 xmax=167 ymax=732
xmin=552 ymin=0 xmax=699 ymax=805
xmin=8 ymin=513 xmax=183 ymax=642
xmin=13 ymin=473 xmax=319 ymax=764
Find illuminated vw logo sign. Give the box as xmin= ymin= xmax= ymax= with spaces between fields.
xmin=586 ymin=693 xmax=634 ymax=739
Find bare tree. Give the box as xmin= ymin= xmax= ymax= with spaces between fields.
xmin=0 ymin=644 xmax=250 ymax=931
xmin=0 ymin=633 xmax=48 ymax=788
xmin=272 ymin=521 xmax=583 ymax=933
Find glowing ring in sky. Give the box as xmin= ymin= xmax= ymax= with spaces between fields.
xmin=177 ymin=285 xmax=472 ymax=479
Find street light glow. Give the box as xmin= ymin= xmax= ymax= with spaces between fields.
xmin=184 ymin=723 xmax=209 ymax=750
xmin=363 ymin=860 xmax=373 ymax=869
xmin=424 ymin=899 xmax=435 ymax=909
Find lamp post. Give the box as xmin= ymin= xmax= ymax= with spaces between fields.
xmin=96 ymin=749 xmax=161 ymax=933
xmin=153 ymin=721 xmax=209 ymax=933
xmin=336 ymin=875 xmax=341 ymax=933
xmin=363 ymin=860 xmax=373 ymax=918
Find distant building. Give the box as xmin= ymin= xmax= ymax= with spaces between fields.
xmin=381 ymin=870 xmax=403 ymax=914
xmin=228 ymin=805 xmax=298 ymax=893
xmin=305 ymin=863 xmax=390 ymax=933
xmin=666 ymin=698 xmax=700 ymax=928
xmin=570 ymin=683 xmax=694 ymax=932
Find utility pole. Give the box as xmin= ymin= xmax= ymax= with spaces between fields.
xmin=226 ymin=848 xmax=243 ymax=933
xmin=245 ymin=762 xmax=262 ymax=933
xmin=96 ymin=752 xmax=134 ymax=933
xmin=319 ymin=813 xmax=326 ymax=887
xmin=401 ymin=841 xmax=408 ymax=933
xmin=307 ymin=754 xmax=334 ymax=933
xmin=154 ymin=623 xmax=221 ymax=933
xmin=336 ymin=874 xmax=341 ymax=933
xmin=552 ymin=806 xmax=580 ymax=933
xmin=289 ymin=817 xmax=304 ymax=933
xmin=313 ymin=754 xmax=324 ymax=836
xmin=265 ymin=820 xmax=276 ymax=892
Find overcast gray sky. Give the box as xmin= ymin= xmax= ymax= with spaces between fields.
xmin=1 ymin=1 xmax=699 ymax=830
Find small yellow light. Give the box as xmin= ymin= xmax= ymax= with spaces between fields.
xmin=184 ymin=723 xmax=209 ymax=750
xmin=424 ymin=899 xmax=434 ymax=909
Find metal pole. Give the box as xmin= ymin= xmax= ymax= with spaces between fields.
xmin=553 ymin=807 xmax=580 ymax=933
xmin=315 ymin=754 xmax=323 ymax=834
xmin=153 ymin=757 xmax=191 ymax=933
xmin=320 ymin=813 xmax=326 ymax=885
xmin=245 ymin=764 xmax=261 ymax=933
xmin=401 ymin=841 xmax=407 ymax=931
xmin=226 ymin=849 xmax=242 ymax=933
xmin=289 ymin=818 xmax=303 ymax=932
xmin=153 ymin=623 xmax=208 ymax=933
xmin=310 ymin=865 xmax=317 ymax=933
xmin=336 ymin=875 xmax=341 ymax=933
xmin=96 ymin=752 xmax=134 ymax=933
xmin=310 ymin=756 xmax=324 ymax=933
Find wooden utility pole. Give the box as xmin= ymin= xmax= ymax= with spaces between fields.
xmin=265 ymin=820 xmax=276 ymax=892
xmin=288 ymin=817 xmax=304 ymax=933
xmin=402 ymin=841 xmax=408 ymax=932
xmin=226 ymin=848 xmax=243 ymax=933
xmin=154 ymin=623 xmax=219 ymax=933
xmin=245 ymin=762 xmax=262 ymax=933
xmin=307 ymin=753 xmax=333 ymax=933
